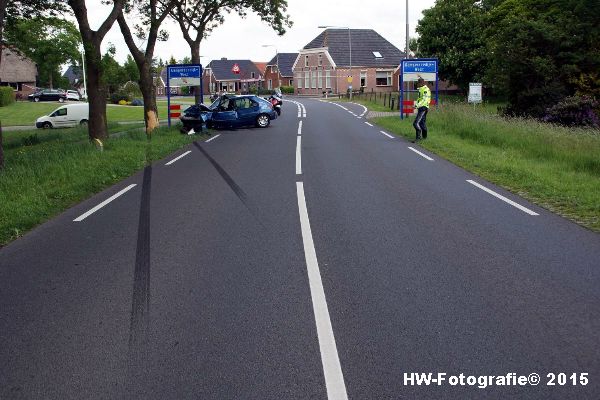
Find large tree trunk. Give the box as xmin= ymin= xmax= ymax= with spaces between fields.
xmin=191 ymin=42 xmax=202 ymax=105
xmin=85 ymin=43 xmax=109 ymax=140
xmin=68 ymin=0 xmax=126 ymax=142
xmin=139 ymin=62 xmax=159 ymax=135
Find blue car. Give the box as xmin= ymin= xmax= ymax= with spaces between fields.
xmin=207 ymin=94 xmax=277 ymax=129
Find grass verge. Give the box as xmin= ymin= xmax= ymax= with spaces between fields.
xmin=0 ymin=126 xmax=206 ymax=246
xmin=0 ymin=100 xmax=210 ymax=126
xmin=373 ymin=104 xmax=600 ymax=231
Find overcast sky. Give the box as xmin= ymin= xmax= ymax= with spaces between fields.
xmin=82 ymin=0 xmax=437 ymax=64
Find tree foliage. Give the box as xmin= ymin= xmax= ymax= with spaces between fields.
xmin=415 ymin=0 xmax=487 ymax=91
xmin=416 ymin=0 xmax=600 ymax=118
xmin=5 ymin=17 xmax=81 ymax=89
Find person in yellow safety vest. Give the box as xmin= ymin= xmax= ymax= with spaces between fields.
xmin=413 ymin=78 xmax=431 ymax=143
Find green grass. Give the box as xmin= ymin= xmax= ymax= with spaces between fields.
xmin=373 ymin=104 xmax=600 ymax=231
xmin=0 ymin=126 xmax=206 ymax=246
xmin=0 ymin=100 xmax=210 ymax=126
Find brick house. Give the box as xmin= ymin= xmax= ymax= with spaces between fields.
xmin=203 ymin=58 xmax=264 ymax=95
xmin=263 ymin=53 xmax=298 ymax=90
xmin=0 ymin=45 xmax=37 ymax=98
xmin=293 ymin=29 xmax=405 ymax=96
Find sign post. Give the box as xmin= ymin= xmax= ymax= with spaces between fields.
xmin=468 ymin=83 xmax=483 ymax=104
xmin=166 ymin=64 xmax=203 ymax=127
xmin=400 ymin=58 xmax=439 ymax=120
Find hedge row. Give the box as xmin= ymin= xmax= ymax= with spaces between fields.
xmin=0 ymin=87 xmax=15 ymax=107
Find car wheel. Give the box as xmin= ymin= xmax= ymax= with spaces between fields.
xmin=42 ymin=122 xmax=52 ymax=129
xmin=256 ymin=114 xmax=270 ymax=128
xmin=59 ymin=98 xmax=65 ymax=103
xmin=34 ymin=97 xmax=40 ymax=102
xmin=80 ymin=119 xmax=88 ymax=126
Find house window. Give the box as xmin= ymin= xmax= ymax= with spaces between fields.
xmin=318 ymin=70 xmax=323 ymax=89
xmin=311 ymin=69 xmax=317 ymax=89
xmin=305 ymin=55 xmax=309 ymax=67
xmin=289 ymin=79 xmax=293 ymax=86
xmin=305 ymin=71 xmax=310 ymax=88
xmin=251 ymin=72 xmax=255 ymax=79
xmin=376 ymin=71 xmax=393 ymax=86
xmin=373 ymin=51 xmax=383 ymax=58
xmin=325 ymin=69 xmax=331 ymax=89
xmin=296 ymin=73 xmax=303 ymax=89
xmin=318 ymin=54 xmax=323 ymax=66
xmin=268 ymin=79 xmax=272 ymax=90
xmin=360 ymin=71 xmax=367 ymax=87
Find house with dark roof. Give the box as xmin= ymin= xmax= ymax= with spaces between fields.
xmin=0 ymin=45 xmax=37 ymax=98
xmin=293 ymin=29 xmax=405 ymax=95
xmin=203 ymin=58 xmax=264 ymax=94
xmin=63 ymin=65 xmax=83 ymax=86
xmin=264 ymin=52 xmax=298 ymax=89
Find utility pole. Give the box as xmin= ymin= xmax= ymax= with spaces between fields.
xmin=406 ymin=0 xmax=410 ymax=58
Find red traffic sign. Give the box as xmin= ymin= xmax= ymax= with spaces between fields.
xmin=231 ymin=63 xmax=241 ymax=74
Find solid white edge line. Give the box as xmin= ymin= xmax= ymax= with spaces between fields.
xmin=165 ymin=150 xmax=192 ymax=166
xmin=467 ymin=180 xmax=539 ymax=216
xmin=408 ymin=146 xmax=434 ymax=161
xmin=296 ymin=182 xmax=349 ymax=400
xmin=379 ymin=130 xmax=395 ymax=139
xmin=298 ymin=120 xmax=303 ymax=136
xmin=296 ymin=136 xmax=302 ymax=175
xmin=205 ymin=134 xmax=221 ymax=143
xmin=365 ymin=122 xmax=373 ymax=127
xmin=73 ymin=184 xmax=137 ymax=222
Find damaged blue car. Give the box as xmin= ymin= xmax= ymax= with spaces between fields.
xmin=180 ymin=94 xmax=278 ymax=133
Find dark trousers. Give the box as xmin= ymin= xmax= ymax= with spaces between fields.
xmin=413 ymin=106 xmax=428 ymax=140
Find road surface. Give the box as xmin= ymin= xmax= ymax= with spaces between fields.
xmin=1 ymin=97 xmax=599 ymax=399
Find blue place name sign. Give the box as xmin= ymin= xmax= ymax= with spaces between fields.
xmin=402 ymin=60 xmax=438 ymax=74
xmin=169 ymin=66 xmax=201 ymax=78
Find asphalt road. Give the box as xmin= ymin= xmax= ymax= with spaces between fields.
xmin=1 ymin=97 xmax=599 ymax=399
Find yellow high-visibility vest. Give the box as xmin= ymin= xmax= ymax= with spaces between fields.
xmin=416 ymin=85 xmax=431 ymax=108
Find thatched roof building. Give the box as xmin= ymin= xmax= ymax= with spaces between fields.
xmin=0 ymin=45 xmax=37 ymax=97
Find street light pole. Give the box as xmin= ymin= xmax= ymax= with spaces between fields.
xmin=406 ymin=0 xmax=410 ymax=59
xmin=348 ymin=27 xmax=353 ymax=100
xmin=81 ymin=47 xmax=88 ymax=101
xmin=318 ymin=25 xmax=352 ymax=99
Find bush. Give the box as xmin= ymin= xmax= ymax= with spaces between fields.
xmin=0 ymin=87 xmax=16 ymax=106
xmin=543 ymin=95 xmax=600 ymax=128
xmin=280 ymin=85 xmax=294 ymax=94
xmin=110 ymin=91 xmax=130 ymax=104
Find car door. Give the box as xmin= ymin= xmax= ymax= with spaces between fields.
xmin=234 ymin=98 xmax=259 ymax=126
xmin=50 ymin=107 xmax=69 ymax=127
xmin=211 ymin=97 xmax=238 ymax=128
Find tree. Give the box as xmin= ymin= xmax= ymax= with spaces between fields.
xmin=0 ymin=0 xmax=69 ymax=169
xmin=68 ymin=0 xmax=126 ymax=141
xmin=101 ymin=45 xmax=129 ymax=95
xmin=124 ymin=54 xmax=140 ymax=83
xmin=484 ymin=0 xmax=600 ymax=116
xmin=415 ymin=0 xmax=487 ymax=91
xmin=5 ymin=17 xmax=81 ymax=89
xmin=118 ymin=0 xmax=177 ymax=134
xmin=172 ymin=0 xmax=292 ymax=103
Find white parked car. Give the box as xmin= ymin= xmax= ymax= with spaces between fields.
xmin=66 ymin=90 xmax=81 ymax=101
xmin=35 ymin=103 xmax=89 ymax=129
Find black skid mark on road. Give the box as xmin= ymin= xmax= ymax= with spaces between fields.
xmin=193 ymin=141 xmax=265 ymax=228
xmin=127 ymin=165 xmax=152 ymax=381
